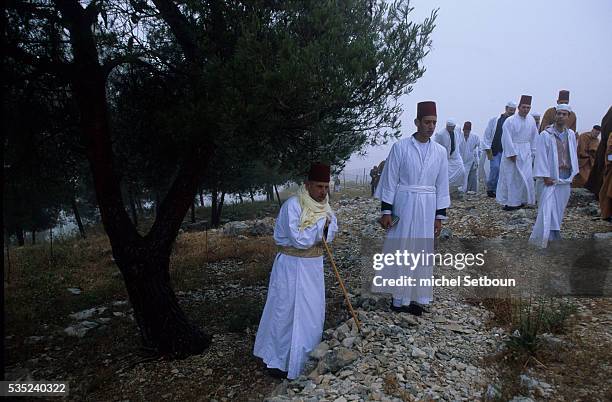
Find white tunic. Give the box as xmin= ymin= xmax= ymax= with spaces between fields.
xmin=496 ymin=114 xmax=538 ymax=206
xmin=435 ymin=128 xmax=465 ymax=190
xmin=529 ymin=127 xmax=578 ymax=247
xmin=459 ymin=132 xmax=481 ymax=191
xmin=253 ymin=196 xmax=338 ymax=379
xmin=374 ymin=135 xmax=450 ymax=305
xmin=478 ymin=136 xmax=490 ymax=188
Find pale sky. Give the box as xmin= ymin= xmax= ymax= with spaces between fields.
xmin=345 ymin=0 xmax=612 ymax=175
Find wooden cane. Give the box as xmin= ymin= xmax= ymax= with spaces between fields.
xmin=321 ymin=236 xmax=361 ymax=333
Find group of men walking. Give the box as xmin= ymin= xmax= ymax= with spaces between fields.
xmin=252 ymin=95 xmax=611 ymax=380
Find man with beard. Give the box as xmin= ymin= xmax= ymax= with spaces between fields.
xmin=459 ymin=121 xmax=480 ymax=193
xmin=254 ymin=163 xmax=338 ymax=379
xmin=435 ymin=119 xmax=465 ymax=197
xmin=530 ymin=104 xmax=578 ymax=247
xmin=572 ymin=125 xmax=601 ymax=187
xmin=540 ymin=90 xmax=577 ymax=132
xmin=496 ymin=95 xmax=538 ymax=210
xmin=483 ymin=101 xmax=517 ymax=197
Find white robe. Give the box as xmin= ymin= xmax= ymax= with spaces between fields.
xmin=496 ymin=114 xmax=538 ymax=207
xmin=478 ymin=136 xmax=490 ymax=190
xmin=529 ymin=128 xmax=578 ymax=247
xmin=459 ymin=132 xmax=480 ymax=192
xmin=374 ymin=135 xmax=450 ymax=305
xmin=483 ymin=115 xmax=503 ymax=151
xmin=434 ymin=128 xmax=465 ymax=191
xmin=253 ymin=196 xmax=338 ymax=379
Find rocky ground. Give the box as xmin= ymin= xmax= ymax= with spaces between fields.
xmin=5 ymin=186 xmax=611 ymax=401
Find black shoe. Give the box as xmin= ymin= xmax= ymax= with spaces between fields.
xmin=407 ymin=303 xmax=423 ymax=316
xmin=503 ymin=205 xmax=520 ymax=211
xmin=390 ymin=302 xmax=412 ymax=313
xmin=487 ymin=191 xmax=496 ymax=198
xmin=266 ymin=368 xmax=288 ymax=379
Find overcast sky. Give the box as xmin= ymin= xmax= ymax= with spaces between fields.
xmin=345 ymin=0 xmax=612 ymax=175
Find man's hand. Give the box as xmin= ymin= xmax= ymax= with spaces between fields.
xmin=434 ymin=219 xmax=442 ymax=237
xmin=543 ymin=177 xmax=554 ymax=186
xmin=379 ymin=214 xmax=393 ymax=229
xmin=486 ymin=149 xmax=493 ymax=161
xmin=508 ymin=155 xmax=517 ymax=162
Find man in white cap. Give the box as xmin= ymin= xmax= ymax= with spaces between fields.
xmin=483 ymin=102 xmax=517 ymax=197
xmin=530 ymin=104 xmax=578 ymax=247
xmin=435 ymin=119 xmax=465 ymax=196
xmin=458 ymin=121 xmax=480 ymax=192
xmin=496 ymin=95 xmax=538 ymax=211
xmin=532 ymin=112 xmax=541 ymax=132
xmin=540 ymin=90 xmax=577 ymax=132
xmin=254 ymin=163 xmax=338 ymax=379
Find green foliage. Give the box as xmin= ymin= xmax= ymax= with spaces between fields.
xmin=506 ymin=297 xmax=576 ymax=355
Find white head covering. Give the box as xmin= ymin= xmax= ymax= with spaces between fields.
xmin=506 ymin=101 xmax=517 ymax=108
xmin=446 ymin=119 xmax=456 ymax=127
xmin=531 ymin=112 xmax=541 ymax=118
xmin=556 ymin=104 xmax=572 ymax=112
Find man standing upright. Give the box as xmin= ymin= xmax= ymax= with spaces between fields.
xmin=532 ymin=112 xmax=542 ymax=131
xmin=459 ymin=121 xmax=480 ymax=193
xmin=496 ymin=95 xmax=538 ymax=211
xmin=483 ymin=101 xmax=517 ymax=197
xmin=572 ymin=125 xmax=601 ymax=187
xmin=254 ymin=163 xmax=338 ymax=379
xmin=435 ymin=119 xmax=465 ymax=196
xmin=374 ymin=101 xmax=450 ymax=316
xmin=540 ymin=90 xmax=577 ymax=132
xmin=369 ymin=165 xmax=379 ymax=196
xmin=530 ymin=104 xmax=578 ymax=247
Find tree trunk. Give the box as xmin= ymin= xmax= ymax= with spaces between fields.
xmin=210 ymin=191 xmax=225 ymax=227
xmin=238 ymin=193 xmax=243 ymax=204
xmin=210 ymin=189 xmax=218 ymax=227
xmin=16 ymin=228 xmax=24 ymax=246
xmin=199 ymin=190 xmax=205 ymax=207
xmin=57 ymin=0 xmax=212 ymax=358
xmin=274 ymin=185 xmax=281 ymax=208
xmin=249 ymin=189 xmax=255 ymax=203
xmin=191 ymin=199 xmax=196 ymax=223
xmin=129 ymin=189 xmax=139 ymax=228
xmin=72 ymin=197 xmax=87 ymax=239
xmin=31 ymin=231 xmax=36 ymax=245
xmin=119 ymin=250 xmax=211 ymax=356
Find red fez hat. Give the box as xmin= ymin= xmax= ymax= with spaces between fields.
xmin=308 ymin=162 xmax=330 ymax=182
xmin=558 ymin=90 xmax=570 ymax=102
xmin=417 ymin=101 xmax=436 ymax=119
xmin=519 ymin=95 xmax=532 ymax=106
xmin=463 ymin=121 xmax=472 ymax=130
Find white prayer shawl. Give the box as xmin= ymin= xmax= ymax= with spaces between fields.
xmin=529 ymin=128 xmax=578 ymax=248
xmin=496 ymin=114 xmax=538 ymax=206
xmin=253 ymin=196 xmax=338 ymax=379
xmin=459 ymin=132 xmax=481 ymax=192
xmin=434 ymin=128 xmax=465 ymax=189
xmin=374 ymin=135 xmax=450 ymax=305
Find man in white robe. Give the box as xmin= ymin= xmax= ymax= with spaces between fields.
xmin=478 ymin=136 xmax=490 ymax=192
xmin=254 ymin=163 xmax=338 ymax=379
xmin=483 ymin=101 xmax=517 ymax=197
xmin=373 ymin=101 xmax=450 ymax=316
xmin=530 ymin=104 xmax=579 ymax=247
xmin=496 ymin=95 xmax=538 ymax=210
xmin=459 ymin=121 xmax=480 ymax=192
xmin=435 ymin=119 xmax=465 ymax=196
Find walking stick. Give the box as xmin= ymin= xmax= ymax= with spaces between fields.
xmin=321 ymin=236 xmax=361 ymax=333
